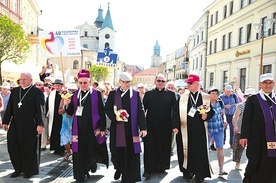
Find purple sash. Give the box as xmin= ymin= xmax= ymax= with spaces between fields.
xmin=115 ymin=88 xmax=141 ymax=153
xmin=72 ymin=88 xmax=105 ymax=152
xmin=256 ymin=93 xmax=276 ymax=157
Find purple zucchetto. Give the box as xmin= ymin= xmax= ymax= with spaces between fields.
xmin=77 ymin=69 xmax=90 ymax=79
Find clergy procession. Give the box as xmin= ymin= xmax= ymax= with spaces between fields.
xmin=0 ymin=68 xmax=275 ymax=183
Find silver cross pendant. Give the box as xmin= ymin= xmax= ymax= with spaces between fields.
xmin=18 ymin=102 xmax=22 ymax=108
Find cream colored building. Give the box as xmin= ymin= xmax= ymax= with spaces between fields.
xmin=165 ymin=52 xmax=176 ymax=81
xmin=187 ymin=13 xmax=208 ymax=87
xmin=205 ymin=0 xmax=276 ymax=92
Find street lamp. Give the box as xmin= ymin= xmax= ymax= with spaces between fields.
xmin=253 ymin=18 xmax=276 ymax=77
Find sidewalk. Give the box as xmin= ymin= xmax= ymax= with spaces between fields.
xmin=0 ymin=127 xmax=247 ymax=182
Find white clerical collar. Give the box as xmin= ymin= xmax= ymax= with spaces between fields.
xmin=77 ymin=86 xmax=92 ymax=99
xmin=258 ymin=89 xmax=275 ymax=101
xmin=22 ymin=84 xmax=32 ymax=90
xmin=120 ymin=87 xmax=133 ymax=98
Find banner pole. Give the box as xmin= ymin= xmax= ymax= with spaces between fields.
xmin=60 ymin=52 xmax=66 ymax=88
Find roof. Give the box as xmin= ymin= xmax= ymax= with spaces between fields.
xmin=101 ymin=3 xmax=114 ymax=30
xmin=135 ymin=67 xmax=158 ymax=76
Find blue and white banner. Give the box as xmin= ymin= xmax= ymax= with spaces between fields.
xmin=97 ymin=47 xmax=118 ymax=67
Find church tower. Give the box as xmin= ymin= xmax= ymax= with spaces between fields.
xmin=98 ymin=2 xmax=116 ymax=52
xmin=151 ymin=40 xmax=162 ymax=67
xmin=94 ymin=5 xmax=104 ymax=28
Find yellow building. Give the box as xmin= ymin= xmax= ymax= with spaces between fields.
xmin=205 ymin=0 xmax=276 ymax=92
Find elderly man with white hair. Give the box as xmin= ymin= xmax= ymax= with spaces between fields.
xmin=240 ymin=73 xmax=276 ymax=183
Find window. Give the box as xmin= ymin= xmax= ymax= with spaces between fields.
xmin=196 ymin=57 xmax=198 ymax=69
xmin=223 ymin=5 xmax=227 ymax=19
xmin=84 ymin=31 xmax=88 ymax=37
xmin=2 ymin=0 xmax=7 ymax=5
xmin=209 ymin=41 xmax=212 ymax=54
xmin=193 ymin=38 xmax=196 ymax=46
xmin=200 ymin=55 xmax=203 ymax=68
xmin=228 ymin=32 xmax=232 ymax=48
xmin=249 ymin=0 xmax=254 ymax=4
xmin=214 ymin=39 xmax=217 ymax=53
xmin=105 ymin=34 xmax=110 ymax=39
xmin=222 ymin=35 xmax=226 ymax=50
xmin=201 ymin=31 xmax=204 ymax=41
xmin=240 ymin=68 xmax=246 ymax=92
xmin=261 ymin=17 xmax=267 ymax=37
xmin=210 ymin=14 xmax=213 ymax=27
xmin=239 ymin=27 xmax=243 ymax=45
xmin=14 ymin=0 xmax=18 ymax=13
xmin=83 ymin=44 xmax=88 ymax=48
xmin=210 ymin=72 xmax=214 ymax=86
xmin=193 ymin=59 xmax=195 ymax=70
xmin=263 ymin=65 xmax=272 ymax=73
xmin=246 ymin=23 xmax=252 ymax=43
xmin=223 ymin=71 xmax=228 ymax=84
xmin=197 ymin=35 xmax=199 ymax=44
xmin=215 ymin=11 xmax=218 ymax=24
xmin=273 ymin=13 xmax=276 ymax=35
xmin=241 ymin=0 xmax=246 ymax=9
xmin=73 ymin=60 xmax=79 ymax=69
xmin=85 ymin=61 xmax=91 ymax=69
xmin=229 ymin=1 xmax=233 ymax=15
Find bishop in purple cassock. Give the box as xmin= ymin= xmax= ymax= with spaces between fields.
xmin=65 ymin=69 xmax=108 ymax=183
xmin=240 ymin=73 xmax=276 ymax=183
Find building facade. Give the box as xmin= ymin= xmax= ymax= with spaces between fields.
xmin=1 ymin=0 xmax=43 ymax=81
xmin=188 ymin=13 xmax=208 ymax=88
xmin=205 ymin=0 xmax=276 ymax=92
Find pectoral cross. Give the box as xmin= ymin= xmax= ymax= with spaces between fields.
xmin=18 ymin=102 xmax=22 ymax=108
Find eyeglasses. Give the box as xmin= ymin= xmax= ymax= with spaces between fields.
xmin=36 ymin=84 xmax=42 ymax=86
xmin=262 ymin=81 xmax=274 ymax=85
xmin=121 ymin=80 xmax=130 ymax=84
xmin=187 ymin=82 xmax=194 ymax=85
xmin=78 ymin=81 xmax=88 ymax=85
xmin=156 ymin=80 xmax=165 ymax=83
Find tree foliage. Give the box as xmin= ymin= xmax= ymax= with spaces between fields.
xmin=88 ymin=65 xmax=109 ymax=82
xmin=0 ymin=15 xmax=30 ymax=84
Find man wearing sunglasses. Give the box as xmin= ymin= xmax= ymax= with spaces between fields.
xmin=64 ymin=69 xmax=108 ymax=183
xmin=172 ymin=73 xmax=214 ymax=183
xmin=105 ymin=72 xmax=147 ymax=183
xmin=240 ymin=73 xmax=276 ymax=183
xmin=142 ymin=73 xmax=176 ymax=179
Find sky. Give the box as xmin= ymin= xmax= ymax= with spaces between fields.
xmin=36 ymin=0 xmax=214 ymax=68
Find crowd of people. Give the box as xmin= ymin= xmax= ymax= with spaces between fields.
xmin=0 ymin=66 xmax=275 ymax=183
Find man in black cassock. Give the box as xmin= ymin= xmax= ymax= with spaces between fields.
xmin=2 ymin=72 xmax=45 ymax=179
xmin=64 ymin=69 xmax=108 ymax=183
xmin=240 ymin=73 xmax=276 ymax=183
xmin=142 ymin=73 xmax=176 ymax=178
xmin=105 ymin=72 xmax=147 ymax=183
xmin=172 ymin=74 xmax=214 ymax=183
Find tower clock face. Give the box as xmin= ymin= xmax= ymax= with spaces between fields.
xmin=105 ymin=34 xmax=110 ymax=39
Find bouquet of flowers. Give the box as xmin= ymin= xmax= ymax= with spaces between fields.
xmin=59 ymin=90 xmax=73 ymax=99
xmin=197 ymin=104 xmax=210 ymax=114
xmin=114 ymin=106 xmax=129 ymax=122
